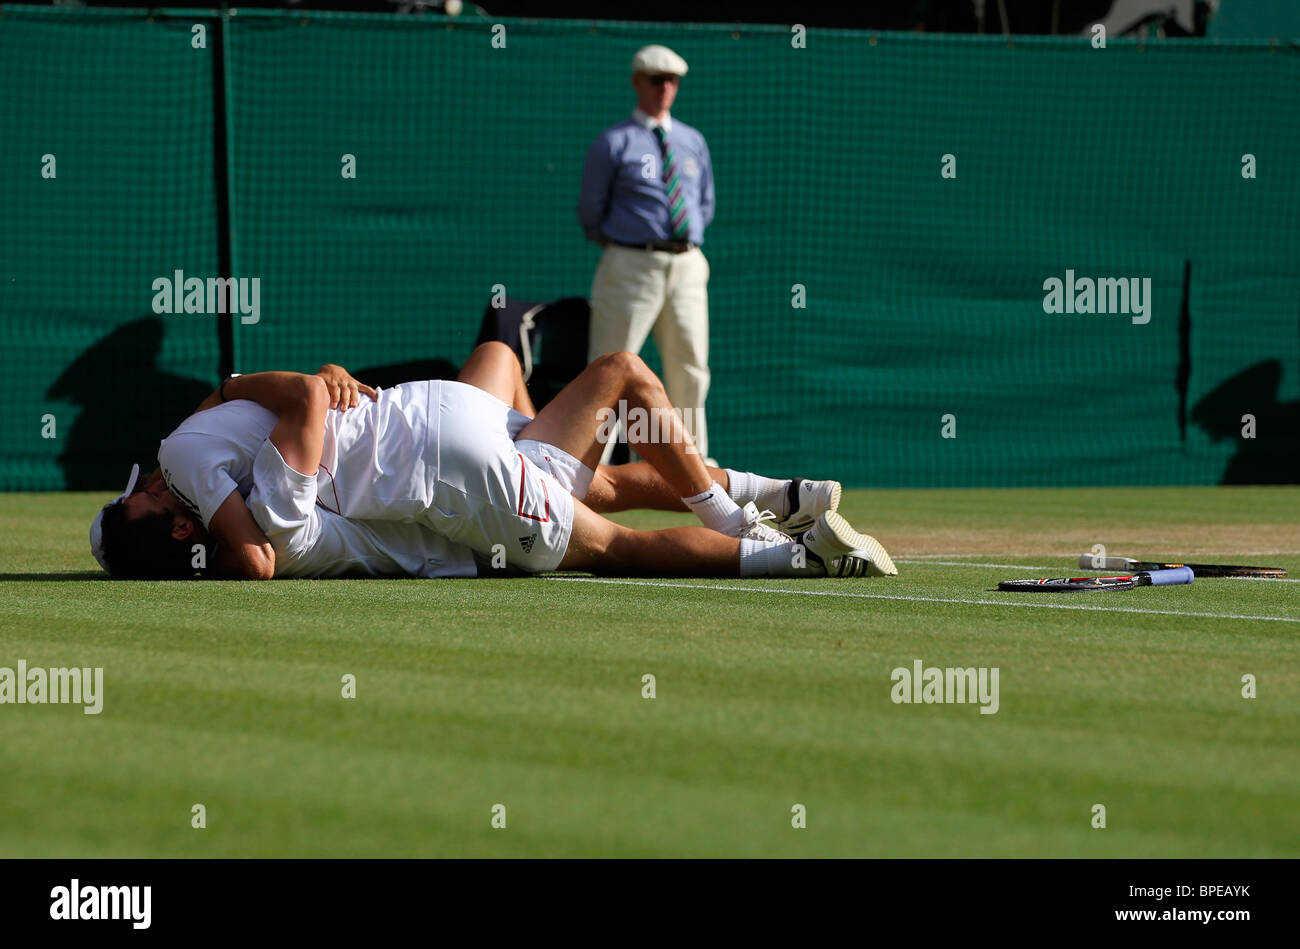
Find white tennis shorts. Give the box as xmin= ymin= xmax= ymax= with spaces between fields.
xmin=428 ymin=382 xmax=594 ymax=573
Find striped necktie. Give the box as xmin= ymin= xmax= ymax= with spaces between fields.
xmin=652 ymin=124 xmax=690 ymax=241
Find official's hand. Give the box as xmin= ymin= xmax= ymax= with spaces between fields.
xmin=315 ymin=364 xmax=378 ymax=410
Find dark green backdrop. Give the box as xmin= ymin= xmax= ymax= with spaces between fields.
xmin=2 ymin=6 xmax=1296 ymax=489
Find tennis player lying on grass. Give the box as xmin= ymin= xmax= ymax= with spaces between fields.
xmin=92 ymin=344 xmax=896 ymax=580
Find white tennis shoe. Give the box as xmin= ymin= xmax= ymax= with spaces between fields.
xmin=733 ymin=501 xmax=791 ymax=543
xmin=779 ymin=478 xmax=842 ymax=534
xmin=799 ymin=511 xmax=897 ymax=577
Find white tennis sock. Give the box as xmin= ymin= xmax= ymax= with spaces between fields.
xmin=683 ymin=482 xmax=742 ymax=532
xmin=725 ymin=469 xmax=791 ymax=518
xmin=739 ymin=538 xmax=822 ymax=577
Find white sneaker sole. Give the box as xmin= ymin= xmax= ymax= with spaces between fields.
xmin=813 ymin=511 xmax=897 ymax=577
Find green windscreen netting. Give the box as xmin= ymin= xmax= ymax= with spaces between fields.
xmin=0 ymin=7 xmax=221 ymax=489
xmin=3 ymin=6 xmax=1297 ymax=489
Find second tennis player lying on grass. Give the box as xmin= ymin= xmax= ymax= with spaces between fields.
xmin=94 ymin=346 xmax=897 ymax=581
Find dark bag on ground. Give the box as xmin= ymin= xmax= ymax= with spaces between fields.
xmin=474 ymin=296 xmax=591 ymax=411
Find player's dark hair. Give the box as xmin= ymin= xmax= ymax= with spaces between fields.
xmin=99 ymin=498 xmax=200 ymax=580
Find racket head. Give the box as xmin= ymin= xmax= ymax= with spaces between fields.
xmin=1154 ymin=563 xmax=1287 ymax=578
xmin=1220 ymin=567 xmax=1288 ymax=579
xmin=998 ymin=575 xmax=1139 ymax=592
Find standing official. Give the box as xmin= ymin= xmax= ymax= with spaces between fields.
xmin=578 ymin=44 xmax=716 ymax=464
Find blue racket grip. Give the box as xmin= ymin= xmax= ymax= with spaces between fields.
xmin=1145 ymin=566 xmax=1194 ymax=585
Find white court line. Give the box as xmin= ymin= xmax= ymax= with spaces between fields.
xmin=547 ymin=577 xmax=1300 ymax=624
xmin=902 ymin=553 xmax=1096 ymax=560
xmin=897 ymin=559 xmax=1295 ymax=581
xmin=1203 ymin=551 xmax=1300 ymax=557
xmin=903 ymin=551 xmax=1300 ymax=559
xmin=903 ymin=553 xmax=1044 ymax=560
xmin=898 ymin=559 xmax=1056 ymax=570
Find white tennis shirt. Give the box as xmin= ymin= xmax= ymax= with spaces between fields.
xmin=314 ymin=380 xmax=441 ymax=522
xmin=157 ymin=394 xmax=476 ymax=579
xmin=158 ymin=399 xmax=276 ymax=528
xmin=248 ymin=438 xmax=476 ymax=579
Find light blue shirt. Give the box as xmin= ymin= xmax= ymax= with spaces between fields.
xmin=578 ymin=109 xmax=714 ymax=246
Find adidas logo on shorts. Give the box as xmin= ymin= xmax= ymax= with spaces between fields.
xmin=519 ymin=533 xmax=536 ymax=554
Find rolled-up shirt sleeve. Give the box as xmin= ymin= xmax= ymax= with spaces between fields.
xmin=158 ymin=433 xmax=240 ymax=529
xmin=247 ymin=439 xmax=321 ymax=561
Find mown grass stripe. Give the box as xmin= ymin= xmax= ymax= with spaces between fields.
xmin=547 ymin=577 xmax=1300 ymax=623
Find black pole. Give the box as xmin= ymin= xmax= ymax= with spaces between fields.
xmin=1176 ymin=258 xmax=1192 ymax=445
xmin=210 ymin=12 xmax=234 ymax=380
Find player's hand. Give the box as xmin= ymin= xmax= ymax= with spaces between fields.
xmin=315 ymin=364 xmax=378 ymax=411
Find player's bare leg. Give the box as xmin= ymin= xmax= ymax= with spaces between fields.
xmin=456 ymin=341 xmax=537 ymax=417
xmin=585 ymin=460 xmax=721 ymax=513
xmin=456 ymin=347 xmax=742 ymax=518
xmin=584 ymin=460 xmax=841 ymax=535
xmin=518 ymin=352 xmax=704 ymax=493
xmin=456 ymin=345 xmax=705 ymax=509
xmin=558 ymin=499 xmax=741 ymax=575
xmin=557 ymin=498 xmax=892 ymax=577
xmin=466 ymin=345 xmax=839 ymax=536
xmin=515 ymin=352 xmax=784 ymax=541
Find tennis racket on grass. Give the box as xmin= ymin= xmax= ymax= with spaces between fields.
xmin=999 ymin=566 xmax=1194 ymax=592
xmin=1077 ymin=555 xmax=1287 ymax=578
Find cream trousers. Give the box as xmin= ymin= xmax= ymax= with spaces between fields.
xmin=588 ymin=243 xmax=712 ymax=463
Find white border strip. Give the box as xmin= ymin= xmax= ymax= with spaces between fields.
xmin=546 ymin=577 xmax=1300 ymax=623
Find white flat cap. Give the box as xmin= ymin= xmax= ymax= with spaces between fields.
xmin=632 ymin=44 xmax=688 ymax=77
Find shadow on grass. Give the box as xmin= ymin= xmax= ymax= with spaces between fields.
xmin=0 ymin=572 xmax=106 ymax=582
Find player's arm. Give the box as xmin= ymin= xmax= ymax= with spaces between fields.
xmin=268 ymin=373 xmax=330 ymax=479
xmin=208 ymin=489 xmax=276 ymax=581
xmin=191 ymin=366 xmax=376 ymax=415
xmin=190 ymin=372 xmax=310 ymax=416
xmin=202 ymin=374 xmax=329 ymax=580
